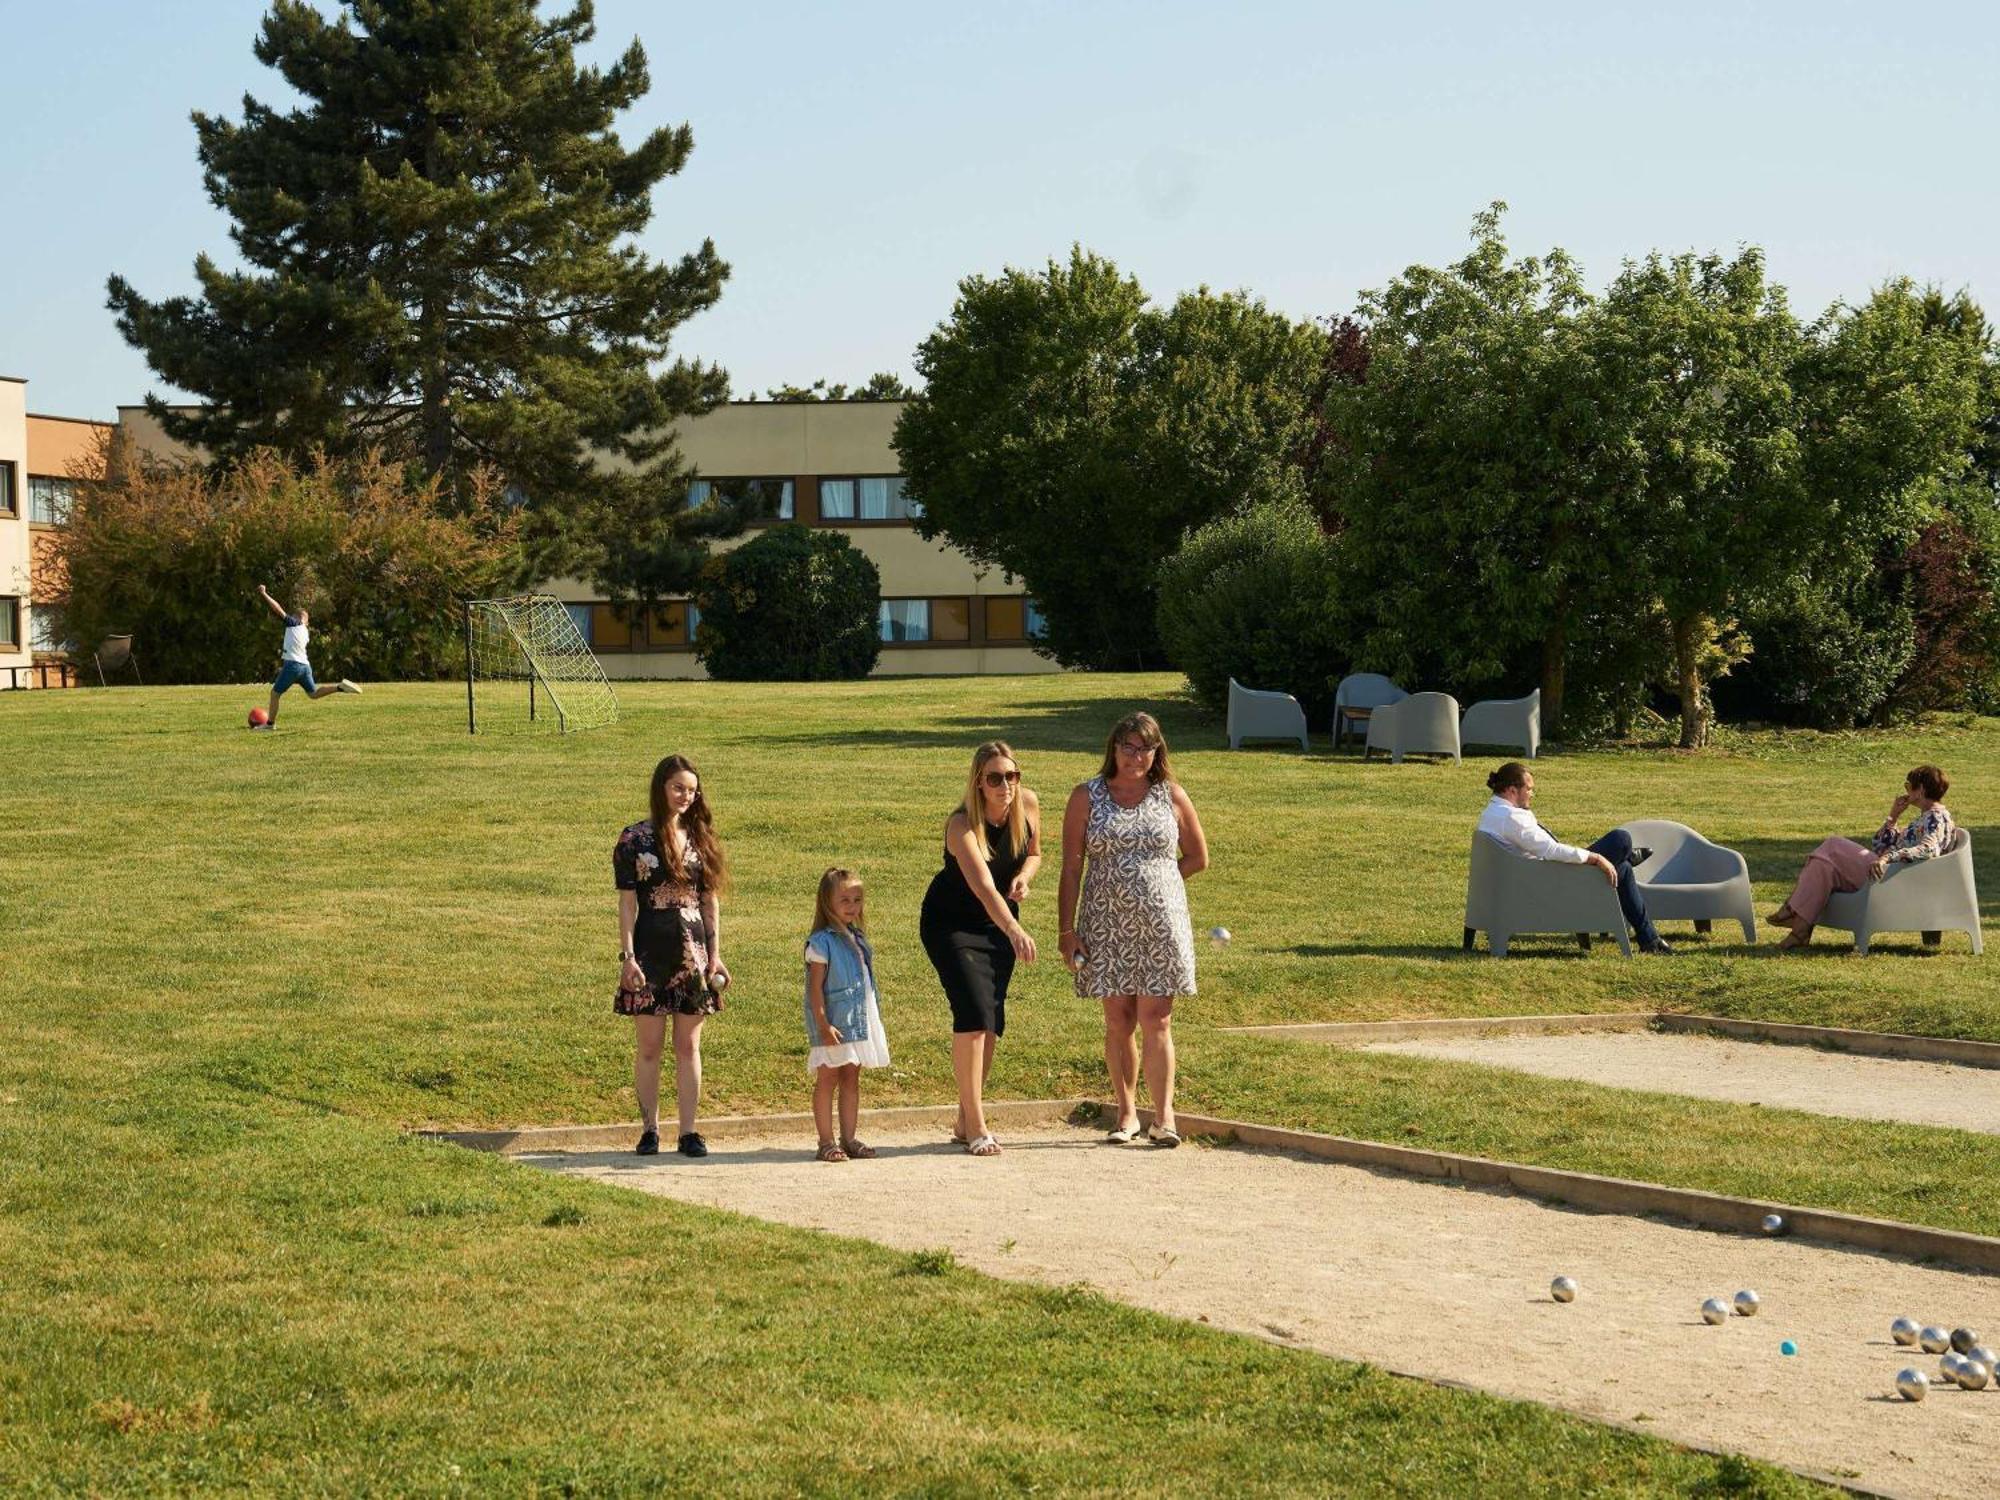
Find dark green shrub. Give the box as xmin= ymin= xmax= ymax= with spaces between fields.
xmin=55 ymin=448 xmax=520 ymax=684
xmin=693 ymin=524 xmax=881 ymax=680
xmin=1156 ymin=499 xmax=1344 ymax=722
xmin=1715 ymin=575 xmax=1914 ymax=728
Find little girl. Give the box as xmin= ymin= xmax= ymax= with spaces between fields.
xmin=803 ymin=867 xmax=891 ymax=1162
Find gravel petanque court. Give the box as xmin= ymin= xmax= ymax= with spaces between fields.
xmin=533 ymin=1122 xmax=2000 ymax=1496
xmin=1359 ymin=1029 xmax=2000 ymax=1135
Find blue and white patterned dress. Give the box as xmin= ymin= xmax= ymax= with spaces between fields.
xmin=1074 ymin=777 xmax=1196 ymax=999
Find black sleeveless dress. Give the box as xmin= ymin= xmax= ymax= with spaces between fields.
xmin=920 ymin=817 xmax=1029 ymax=1035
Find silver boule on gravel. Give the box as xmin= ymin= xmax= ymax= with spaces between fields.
xmin=1941 ymin=1352 xmax=1966 ymax=1383
xmin=1891 ymin=1316 xmax=1922 ymax=1346
xmin=1733 ymin=1289 xmax=1760 ymax=1317
xmin=1951 ymin=1326 xmax=1981 ymax=1355
xmin=1550 ymin=1275 xmax=1577 ymax=1303
xmin=1958 ymin=1358 xmax=1992 ymax=1391
xmin=1896 ymin=1368 xmax=1931 ymax=1402
xmin=1759 ymin=1212 xmax=1785 ymax=1235
xmin=1921 ymin=1325 xmax=1951 ymax=1354
xmin=1701 ymin=1297 xmax=1731 ymax=1325
xmin=1969 ymin=1345 xmax=1998 ymax=1374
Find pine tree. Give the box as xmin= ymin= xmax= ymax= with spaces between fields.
xmin=106 ymin=0 xmax=733 ymax=574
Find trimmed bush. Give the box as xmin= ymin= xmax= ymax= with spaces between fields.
xmin=1156 ymin=499 xmax=1344 ymax=722
xmin=693 ymin=525 xmax=881 ymax=680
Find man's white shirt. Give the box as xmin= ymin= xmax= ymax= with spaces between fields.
xmin=1476 ymin=795 xmax=1588 ymax=863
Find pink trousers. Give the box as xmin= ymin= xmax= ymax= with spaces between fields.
xmin=1771 ymin=837 xmax=1875 ymax=933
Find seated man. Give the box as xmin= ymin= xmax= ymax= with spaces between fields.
xmin=1477 ymin=761 xmax=1670 ymax=955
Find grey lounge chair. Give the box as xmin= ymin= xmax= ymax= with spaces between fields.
xmin=93 ymin=634 xmax=141 ymax=687
xmin=1818 ymin=829 xmax=1983 ymax=955
xmin=1461 ymin=688 xmax=1541 ymax=759
xmin=1463 ymin=833 xmax=1631 ymax=957
xmin=1365 ymin=691 xmax=1461 ymax=764
xmin=1226 ymin=677 xmax=1308 ymax=750
xmin=1333 ymin=672 xmax=1406 ymax=748
xmin=1620 ymin=818 xmax=1756 ymax=942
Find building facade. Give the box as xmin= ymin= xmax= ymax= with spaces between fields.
xmin=0 ymin=378 xmax=27 ymax=680
xmin=117 ymin=397 xmax=1056 ymax=679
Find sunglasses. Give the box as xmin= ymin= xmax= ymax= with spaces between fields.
xmin=982 ymin=769 xmax=1021 ymax=788
xmin=1116 ymin=741 xmax=1157 ymax=757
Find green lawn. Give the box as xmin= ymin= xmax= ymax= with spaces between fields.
xmin=11 ymin=673 xmax=1994 ymax=1493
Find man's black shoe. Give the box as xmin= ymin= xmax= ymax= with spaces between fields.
xmin=1642 ymin=938 xmax=1674 ymax=955
xmin=636 ymin=1129 xmax=659 ymax=1156
xmin=677 ymin=1132 xmax=710 ymax=1158
xmin=1628 ymin=846 xmax=1655 ymax=869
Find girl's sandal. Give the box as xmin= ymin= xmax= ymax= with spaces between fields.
xmin=816 ymin=1141 xmax=849 ymax=1163
xmin=840 ymin=1138 xmax=877 ymax=1159
xmin=966 ymin=1134 xmax=1001 ymax=1157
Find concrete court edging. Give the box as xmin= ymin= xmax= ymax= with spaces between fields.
xmin=419 ymin=1096 xmax=1086 ymax=1156
xmin=1223 ymin=1010 xmax=2000 ymax=1070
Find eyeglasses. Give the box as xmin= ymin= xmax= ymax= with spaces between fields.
xmin=982 ymin=769 xmax=1021 ymax=787
xmin=1116 ymin=741 xmax=1157 ymax=757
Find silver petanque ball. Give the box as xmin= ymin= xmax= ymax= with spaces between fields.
xmin=1941 ymin=1352 xmax=1966 ymax=1383
xmin=1969 ymin=1346 xmax=1998 ymax=1374
xmin=1207 ymin=926 xmax=1231 ymax=949
xmin=1921 ymin=1325 xmax=1951 ymax=1354
xmin=1551 ymin=1275 xmax=1578 ymax=1303
xmin=1896 ymin=1368 xmax=1930 ymax=1401
xmin=1760 ymin=1213 xmax=1785 ymax=1236
xmin=1958 ymin=1358 xmax=1991 ymax=1391
xmin=1734 ymin=1290 xmax=1761 ymax=1318
xmin=1951 ymin=1327 xmax=1981 ymax=1355
xmin=1891 ymin=1316 xmax=1922 ymax=1346
xmin=1701 ymin=1297 xmax=1731 ymax=1325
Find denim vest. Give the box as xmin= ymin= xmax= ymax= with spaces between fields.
xmin=803 ymin=925 xmax=874 ymax=1044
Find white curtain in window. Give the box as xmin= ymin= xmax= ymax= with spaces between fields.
xmin=820 ymin=479 xmax=856 ymax=519
xmin=686 ymin=479 xmax=712 ymax=510
xmin=565 ymin=604 xmax=594 ymax=644
xmin=1024 ymin=599 xmax=1046 ymax=638
xmin=29 ymin=605 xmax=63 ymax=652
xmin=773 ymin=481 xmax=794 ymax=520
xmin=878 ymin=599 xmax=929 ymax=642
xmin=860 ymin=477 xmax=891 ymax=519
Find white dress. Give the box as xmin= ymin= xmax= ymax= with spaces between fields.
xmin=804 ymin=932 xmax=892 ymax=1074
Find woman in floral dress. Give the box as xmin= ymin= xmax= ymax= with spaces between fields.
xmin=1769 ymin=764 xmax=1957 ymax=950
xmin=614 ymin=754 xmax=732 ymax=1156
xmin=1057 ymin=712 xmax=1208 ymax=1147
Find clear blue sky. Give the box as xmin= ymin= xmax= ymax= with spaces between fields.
xmin=5 ymin=1 xmax=1997 ymax=418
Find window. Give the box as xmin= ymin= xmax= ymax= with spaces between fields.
xmin=879 ymin=597 xmax=970 ymax=643
xmin=568 ymin=601 xmax=698 ymax=650
xmin=30 ymin=604 xmax=66 ymax=653
xmin=29 ymin=476 xmax=74 ymax=525
xmin=823 ymin=476 xmax=918 ymax=522
xmin=564 ymin=603 xmax=593 ymax=643
xmin=688 ymin=477 xmax=793 ymax=521
xmin=0 ymin=598 xmax=18 ymax=649
xmin=0 ymin=463 xmax=15 ymax=517
xmin=1025 ymin=598 xmax=1046 ymax=639
xmin=589 ymin=603 xmax=635 ymax=649
xmin=645 ymin=601 xmax=699 ymax=647
xmin=985 ymin=597 xmax=1025 ymax=641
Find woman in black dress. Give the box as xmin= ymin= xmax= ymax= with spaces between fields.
xmin=614 ymin=754 xmax=732 ymax=1158
xmin=920 ymin=741 xmax=1040 ymax=1156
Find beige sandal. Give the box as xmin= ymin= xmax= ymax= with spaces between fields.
xmin=816 ymin=1141 xmax=849 ymax=1163
xmin=841 ymin=1138 xmax=877 ymax=1159
xmin=966 ymin=1134 xmax=1001 ymax=1157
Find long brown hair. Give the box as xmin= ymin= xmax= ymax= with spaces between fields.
xmin=960 ymin=741 xmax=1028 ymax=861
xmin=649 ymin=753 xmax=729 ymax=893
xmin=1097 ymin=711 xmax=1174 ymax=786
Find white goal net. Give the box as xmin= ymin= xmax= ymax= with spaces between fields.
xmin=465 ymin=595 xmax=619 ymax=734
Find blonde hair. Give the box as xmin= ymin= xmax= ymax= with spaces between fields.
xmin=1097 ymin=711 xmax=1174 ymax=786
xmin=811 ymin=866 xmax=866 ymax=940
xmin=960 ymin=741 xmax=1028 ymax=862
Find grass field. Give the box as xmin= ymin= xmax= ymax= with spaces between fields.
xmin=8 ymin=673 xmax=1994 ymax=1494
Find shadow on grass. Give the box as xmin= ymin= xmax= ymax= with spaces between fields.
xmin=745 ymin=694 xmax=1212 ymax=756
xmin=1285 ymin=941 xmax=1605 ymax=961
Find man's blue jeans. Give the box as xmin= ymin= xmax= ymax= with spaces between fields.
xmin=1587 ymin=828 xmax=1660 ymax=949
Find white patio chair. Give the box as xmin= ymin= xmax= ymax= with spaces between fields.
xmin=1332 ymin=672 xmax=1406 ymax=748
xmin=1620 ymin=818 xmax=1756 ymax=942
xmin=1461 ymin=688 xmax=1541 ymax=759
xmin=1463 ymin=833 xmax=1631 ymax=958
xmin=1365 ymin=691 xmax=1461 ymax=764
xmin=1819 ymin=829 xmax=1984 ymax=955
xmin=1225 ymin=678 xmax=1308 ymax=750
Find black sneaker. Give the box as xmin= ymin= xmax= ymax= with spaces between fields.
xmin=1628 ymin=846 xmax=1655 ymax=869
xmin=677 ymin=1132 xmax=709 ymax=1158
xmin=1642 ymin=938 xmax=1674 ymax=956
xmin=635 ymin=1129 xmax=659 ymax=1156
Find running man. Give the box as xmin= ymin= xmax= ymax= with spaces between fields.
xmin=254 ymin=583 xmax=359 ymax=728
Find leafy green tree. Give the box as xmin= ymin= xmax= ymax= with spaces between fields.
xmin=105 ymin=0 xmax=729 ymax=575
xmin=761 ymin=373 xmax=916 ymax=401
xmin=897 ymin=248 xmax=1324 ymax=669
xmin=1321 ymin=206 xmax=1612 ymax=734
xmin=692 ymin=524 xmax=881 ymax=680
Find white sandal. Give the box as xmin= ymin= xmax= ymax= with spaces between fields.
xmin=966 ymin=1134 xmax=1001 ymax=1157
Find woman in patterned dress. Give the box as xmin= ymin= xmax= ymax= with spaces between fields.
xmin=1768 ymin=764 xmax=1957 ymax=950
xmin=614 ymin=754 xmax=733 ymax=1157
xmin=1057 ymin=712 xmax=1207 ymax=1147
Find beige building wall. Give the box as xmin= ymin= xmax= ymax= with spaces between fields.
xmin=0 ymin=380 xmax=30 ymax=674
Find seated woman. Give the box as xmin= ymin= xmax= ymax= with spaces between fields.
xmin=1768 ymin=764 xmax=1956 ymax=950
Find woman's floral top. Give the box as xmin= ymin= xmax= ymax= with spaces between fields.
xmin=614 ymin=820 xmax=707 ymax=907
xmin=1872 ymin=804 xmax=1956 ymax=865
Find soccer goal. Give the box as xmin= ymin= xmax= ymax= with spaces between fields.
xmin=464 ymin=595 xmax=619 ymax=734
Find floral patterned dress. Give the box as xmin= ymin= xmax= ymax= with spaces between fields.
xmin=613 ymin=820 xmax=719 ymax=1017
xmin=1074 ymin=777 xmax=1197 ymax=999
